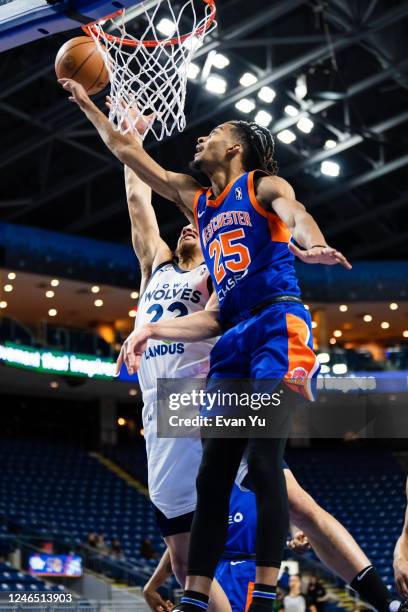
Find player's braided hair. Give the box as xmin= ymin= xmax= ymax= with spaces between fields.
xmin=229 ymin=120 xmax=278 ymax=175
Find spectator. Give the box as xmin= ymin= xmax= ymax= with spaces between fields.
xmin=279 ymin=566 xmax=291 ymax=594
xmin=87 ymin=533 xmax=97 ymax=549
xmin=140 ymin=538 xmax=158 ymax=560
xmin=95 ymin=534 xmax=109 ymax=555
xmin=110 ymin=539 xmax=124 ymax=560
xmin=283 ymin=575 xmax=307 ymax=612
xmin=307 ymin=576 xmax=327 ymax=612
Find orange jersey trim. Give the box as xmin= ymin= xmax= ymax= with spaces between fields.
xmin=284 ymin=313 xmax=319 ymax=400
xmin=206 ymin=173 xmax=246 ymax=208
xmin=248 ymin=171 xmax=291 ymax=243
xmin=193 ymin=188 xmax=206 ymax=229
xmin=267 ymin=213 xmax=292 ymax=243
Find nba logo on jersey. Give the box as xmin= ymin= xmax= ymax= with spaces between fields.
xmin=235 ymin=187 xmax=243 ymax=200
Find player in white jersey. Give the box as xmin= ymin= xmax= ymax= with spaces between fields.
xmin=137 ymin=258 xmax=216 ymax=520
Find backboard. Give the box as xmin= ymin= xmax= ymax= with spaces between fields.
xmin=0 ymin=0 xmax=145 ymax=52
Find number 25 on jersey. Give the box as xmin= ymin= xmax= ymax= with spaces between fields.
xmin=208 ymin=229 xmax=251 ymax=284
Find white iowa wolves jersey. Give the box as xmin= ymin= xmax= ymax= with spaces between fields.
xmin=136 ymin=260 xmax=216 ymax=394
xmin=136 ymin=260 xmax=217 ymax=518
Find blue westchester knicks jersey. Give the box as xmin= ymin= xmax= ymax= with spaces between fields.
xmin=193 ymin=171 xmax=301 ymax=327
xmin=224 ymin=484 xmax=256 ymax=556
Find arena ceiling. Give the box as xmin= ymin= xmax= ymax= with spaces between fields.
xmin=1 ymin=0 xmax=408 ymax=260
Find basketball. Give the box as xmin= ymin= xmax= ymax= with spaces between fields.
xmin=55 ymin=36 xmax=109 ymax=96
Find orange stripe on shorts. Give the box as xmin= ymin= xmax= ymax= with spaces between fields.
xmin=284 ymin=313 xmax=318 ymax=400
xmin=245 ymin=581 xmax=255 ymax=612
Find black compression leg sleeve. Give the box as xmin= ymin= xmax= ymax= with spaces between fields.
xmin=246 ymin=436 xmax=289 ymax=567
xmin=187 ymin=436 xmax=247 ymax=578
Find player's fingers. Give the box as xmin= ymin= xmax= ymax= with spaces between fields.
xmin=400 ymin=576 xmax=408 ymax=597
xmin=333 ymin=251 xmax=352 ymax=270
xmin=288 ymin=242 xmax=303 ymax=258
xmin=115 ymin=347 xmax=124 ymax=377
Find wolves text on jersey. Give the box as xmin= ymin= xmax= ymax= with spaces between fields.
xmin=142 ymin=280 xmax=203 ymax=306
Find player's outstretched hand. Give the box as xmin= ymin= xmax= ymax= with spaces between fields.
xmin=58 ymin=78 xmax=91 ymax=109
xmin=394 ymin=557 xmax=408 ymax=598
xmin=288 ymin=243 xmax=352 ymax=270
xmin=143 ymin=585 xmax=173 ymax=612
xmin=287 ymin=530 xmax=311 ymax=555
xmin=105 ymin=96 xmax=155 ymax=139
xmin=115 ymin=326 xmax=152 ymax=376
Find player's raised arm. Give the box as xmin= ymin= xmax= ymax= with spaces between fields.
xmin=113 ymin=106 xmax=173 ymax=289
xmin=256 ymin=175 xmax=352 ymax=270
xmin=59 ymin=79 xmax=201 ymax=211
xmin=394 ymin=478 xmax=408 ymax=597
xmin=115 ymin=293 xmax=221 ymax=376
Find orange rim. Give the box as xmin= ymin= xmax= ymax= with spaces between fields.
xmin=82 ymin=0 xmax=216 ymax=48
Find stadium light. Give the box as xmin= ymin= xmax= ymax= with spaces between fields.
xmin=339 ymin=304 xmax=348 ymax=312
xmin=277 ymin=130 xmax=296 ymax=144
xmin=206 ymin=75 xmax=227 ymax=95
xmin=4 ymin=284 xmax=13 ymax=292
xmin=130 ymin=291 xmax=139 ymax=299
xmin=389 ymin=302 xmax=398 ymax=310
xmin=363 ymin=314 xmax=373 ymax=322
xmin=157 ymin=18 xmax=176 ymax=37
xmin=332 ymin=363 xmax=347 ymax=375
xmin=329 ymin=337 xmax=336 ymax=345
xmin=381 ymin=321 xmax=390 ymax=329
xmin=311 ymin=321 xmax=317 ymax=329
xmin=333 ymin=329 xmax=342 ymax=338
xmin=321 ymin=160 xmax=340 ymax=177
xmin=187 ymin=62 xmax=200 ymax=80
xmin=240 ymin=72 xmax=258 ymax=87
xmin=403 ymin=330 xmax=408 ymax=338
xmin=296 ymin=117 xmax=314 ymax=133
xmin=324 ymin=139 xmax=337 ymax=149
xmin=211 ymin=52 xmax=230 ymax=69
xmin=295 ymin=74 xmax=307 ymax=100
xmin=284 ymin=105 xmax=299 ymax=117
xmin=51 ymin=279 xmax=60 ymax=287
xmin=0 ymin=301 xmax=7 ymax=309
xmin=235 ymin=98 xmax=256 ymax=114
xmin=45 ymin=290 xmax=54 ymax=298
xmin=94 ymin=299 xmax=104 ymax=307
xmin=255 ymin=110 xmax=272 ymax=127
xmin=129 ymin=309 xmax=137 ymax=318
xmin=129 ymin=388 xmax=138 ymax=397
xmin=258 ymin=86 xmax=275 ymax=103
xmin=7 ymin=272 xmax=16 ymax=280
xmin=320 ymin=364 xmax=330 ymax=374
xmin=317 ymin=353 xmax=330 ymax=364
xmin=48 ymin=309 xmax=57 ymax=317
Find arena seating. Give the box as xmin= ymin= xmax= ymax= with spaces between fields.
xmin=0 ymin=561 xmax=66 ymax=593
xmin=286 ymin=448 xmax=406 ymax=588
xmin=0 ymin=440 xmax=164 ymax=566
xmin=0 ymin=440 xmax=405 ymax=593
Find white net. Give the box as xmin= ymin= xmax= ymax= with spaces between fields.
xmin=85 ymin=0 xmax=216 ymax=141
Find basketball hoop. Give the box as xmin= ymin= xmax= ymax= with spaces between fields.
xmin=83 ymin=0 xmax=217 ymax=141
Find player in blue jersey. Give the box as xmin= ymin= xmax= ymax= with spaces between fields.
xmin=63 ymin=80 xmax=351 ymax=612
